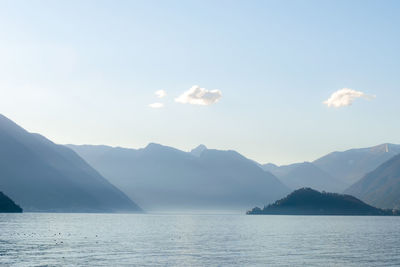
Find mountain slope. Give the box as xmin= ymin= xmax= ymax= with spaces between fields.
xmin=261 ymin=162 xmax=301 ymax=177
xmin=313 ymin=143 xmax=400 ymax=186
xmin=247 ymin=188 xmax=397 ymax=215
xmin=190 ymin=144 xmax=207 ymax=157
xmin=0 ymin=191 xmax=22 ymax=213
xmin=261 ymin=162 xmax=346 ymax=192
xmin=68 ymin=143 xmax=290 ymax=211
xmin=274 ymin=162 xmax=346 ymax=192
xmin=345 ymin=154 xmax=400 ymax=209
xmin=0 ymin=114 xmax=142 ymax=212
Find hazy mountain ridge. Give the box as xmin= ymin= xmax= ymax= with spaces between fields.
xmin=313 ymin=143 xmax=400 ymax=186
xmin=282 ymin=162 xmax=344 ymax=192
xmin=190 ymin=144 xmax=207 ymax=157
xmin=262 ymin=143 xmax=400 ymax=192
xmin=2 ymin=111 xmax=399 ymax=213
xmin=68 ymin=143 xmax=290 ymax=211
xmin=345 ymin=153 xmax=400 ymax=209
xmin=261 ymin=162 xmax=345 ymax=192
xmin=0 ymin=114 xmax=142 ymax=213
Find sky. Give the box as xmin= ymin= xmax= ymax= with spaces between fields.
xmin=0 ymin=0 xmax=400 ymax=165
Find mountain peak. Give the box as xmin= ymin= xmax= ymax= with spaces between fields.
xmin=190 ymin=144 xmax=207 ymax=157
xmin=143 ymin=142 xmax=173 ymax=152
xmin=145 ymin=142 xmax=163 ymax=149
xmin=370 ymin=143 xmax=392 ymax=153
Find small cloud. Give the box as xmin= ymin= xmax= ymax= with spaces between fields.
xmin=323 ymin=88 xmax=375 ymax=108
xmin=148 ymin=102 xmax=164 ymax=109
xmin=155 ymin=89 xmax=166 ymax=98
xmin=175 ymin=85 xmax=222 ymax=106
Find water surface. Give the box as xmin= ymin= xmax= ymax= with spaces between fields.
xmin=1 ymin=213 xmax=399 ymax=266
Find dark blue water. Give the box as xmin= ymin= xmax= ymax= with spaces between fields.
xmin=1 ymin=213 xmax=399 ymax=266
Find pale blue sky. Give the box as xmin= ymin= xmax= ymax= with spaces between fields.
xmin=0 ymin=0 xmax=399 ymax=164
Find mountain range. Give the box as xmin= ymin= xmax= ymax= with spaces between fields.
xmin=262 ymin=143 xmax=400 ymax=193
xmin=0 ymin=114 xmax=142 ymax=213
xmin=262 ymin=162 xmax=346 ymax=192
xmin=70 ymin=141 xmax=400 ymax=211
xmin=1 ymin=113 xmax=400 ymax=212
xmin=68 ymin=144 xmax=290 ymax=211
xmin=314 ymin=143 xmax=400 ymax=186
xmin=345 ymin=153 xmax=400 ymax=209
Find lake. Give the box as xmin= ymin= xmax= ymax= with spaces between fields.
xmin=0 ymin=213 xmax=399 ymax=266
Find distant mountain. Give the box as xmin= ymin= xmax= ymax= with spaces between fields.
xmin=247 ymin=188 xmax=398 ymax=215
xmin=68 ymin=143 xmax=290 ymax=211
xmin=0 ymin=191 xmax=22 ymax=213
xmin=0 ymin=114 xmax=142 ymax=213
xmin=276 ymin=162 xmax=344 ymax=192
xmin=313 ymin=143 xmax=400 ymax=186
xmin=190 ymin=144 xmax=207 ymax=157
xmin=262 ymin=143 xmax=400 ymax=191
xmin=261 ymin=162 xmax=345 ymax=192
xmin=345 ymin=154 xmax=400 ymax=209
xmin=261 ymin=162 xmax=300 ymax=177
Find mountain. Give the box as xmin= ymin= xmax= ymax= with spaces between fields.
xmin=345 ymin=154 xmax=400 ymax=209
xmin=263 ymin=162 xmax=346 ymax=192
xmin=313 ymin=143 xmax=400 ymax=186
xmin=261 ymin=162 xmax=300 ymax=177
xmin=190 ymin=144 xmax=207 ymax=157
xmin=0 ymin=114 xmax=142 ymax=213
xmin=262 ymin=143 xmax=400 ymax=192
xmin=0 ymin=191 xmax=22 ymax=213
xmin=247 ymin=188 xmax=398 ymax=215
xmin=68 ymin=143 xmax=290 ymax=211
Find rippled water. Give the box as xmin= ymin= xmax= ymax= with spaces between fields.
xmin=0 ymin=213 xmax=399 ymax=266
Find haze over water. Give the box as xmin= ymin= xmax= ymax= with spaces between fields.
xmin=1 ymin=213 xmax=399 ymax=266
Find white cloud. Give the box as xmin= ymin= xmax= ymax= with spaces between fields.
xmin=155 ymin=89 xmax=166 ymax=98
xmin=148 ymin=102 xmax=164 ymax=109
xmin=323 ymin=88 xmax=375 ymax=108
xmin=175 ymin=85 xmax=222 ymax=106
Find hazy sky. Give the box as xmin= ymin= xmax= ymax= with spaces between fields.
xmin=1 ymin=0 xmax=400 ymax=165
